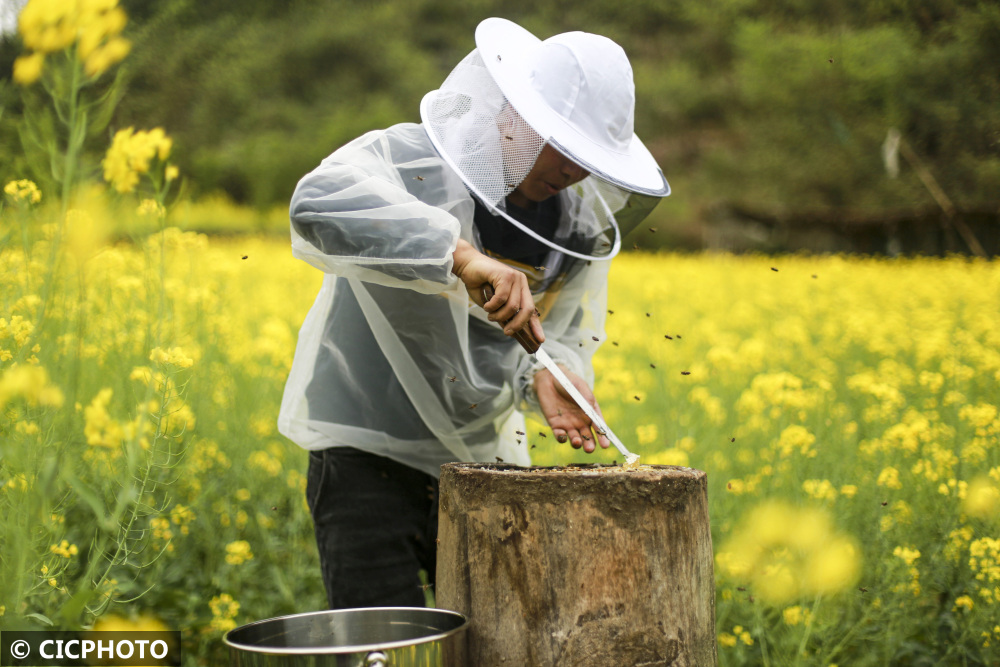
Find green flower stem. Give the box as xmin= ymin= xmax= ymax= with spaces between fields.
xmin=794 ymin=594 xmax=822 ymax=666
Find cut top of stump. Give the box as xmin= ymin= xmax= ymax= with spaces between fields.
xmin=439 ymin=463 xmax=708 ymax=524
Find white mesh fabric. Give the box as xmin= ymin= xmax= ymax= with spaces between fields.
xmin=424 ymin=50 xmax=546 ymax=211
xmin=422 ymin=49 xmax=662 ymax=261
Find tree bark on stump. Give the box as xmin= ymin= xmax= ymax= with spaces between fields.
xmin=437 ymin=463 xmax=717 ymax=667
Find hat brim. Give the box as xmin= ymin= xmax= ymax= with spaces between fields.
xmin=475 ymin=18 xmax=669 ymax=197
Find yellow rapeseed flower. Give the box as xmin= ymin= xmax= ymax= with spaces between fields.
xmin=635 ymin=423 xmax=658 ymax=445
xmin=65 ymin=206 xmax=112 ymax=262
xmin=149 ymin=346 xmax=194 ymax=368
xmin=953 ymin=595 xmax=974 ymax=612
xmin=93 ymin=613 xmax=169 ymax=633
xmin=15 ymin=0 xmax=131 ymax=84
xmin=12 ymin=52 xmax=45 ymax=85
xmin=716 ymin=500 xmax=861 ymax=604
xmin=718 ymin=632 xmax=737 ymax=648
xmin=102 ymin=127 xmax=173 ymax=193
xmin=49 ymin=540 xmax=79 ymax=558
xmin=137 ymin=198 xmax=166 ymax=219
xmin=248 ymin=450 xmax=282 ymax=477
xmin=783 ymin=605 xmax=811 ymax=626
xmin=803 ymin=479 xmax=838 ymax=501
xmin=963 ymin=477 xmax=1000 ymax=519
xmin=83 ymin=387 xmax=124 ymax=448
xmin=877 ymin=466 xmax=902 ymax=490
xmin=225 ymin=540 xmax=253 ymax=565
xmin=208 ymin=593 xmax=240 ymax=633
xmin=83 ymin=37 xmax=130 ymax=77
xmin=893 ymin=545 xmax=921 ymax=567
xmin=644 ymin=448 xmax=689 ymax=467
xmin=0 ymin=364 xmax=65 ymax=409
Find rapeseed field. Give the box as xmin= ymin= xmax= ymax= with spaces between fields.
xmin=3 ymin=2 xmax=998 ymax=661
xmin=2 ymin=206 xmax=997 ymax=664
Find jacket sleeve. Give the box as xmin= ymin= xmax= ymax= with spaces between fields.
xmin=289 ymin=127 xmax=466 ymax=294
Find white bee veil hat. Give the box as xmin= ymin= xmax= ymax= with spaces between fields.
xmin=475 ymin=17 xmax=669 ymax=197
xmin=420 ymin=18 xmax=669 ymax=261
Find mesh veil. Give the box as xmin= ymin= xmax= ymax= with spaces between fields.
xmin=421 ymin=49 xmax=661 ymax=261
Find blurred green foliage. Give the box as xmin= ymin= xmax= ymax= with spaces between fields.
xmin=2 ymin=0 xmax=998 ymax=244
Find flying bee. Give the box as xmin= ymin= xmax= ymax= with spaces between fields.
xmin=812 ymin=274 xmax=818 ymax=279
xmin=634 ymin=396 xmax=641 ymax=401
xmin=242 ymin=255 xmax=248 ymax=260
xmin=612 ymin=341 xmax=619 ymax=346
xmin=497 ymin=55 xmax=502 ymax=62
xmin=539 ymin=432 xmax=547 ymax=438
xmin=530 ymin=444 xmax=536 ymax=449
xmin=419 ymin=583 xmax=434 ymax=592
xmin=771 ymin=267 xmax=778 ymax=272
xmin=608 ymin=309 xmax=614 ymax=315
xmin=881 ymin=501 xmax=888 ymax=506
xmin=592 ymin=336 xmax=599 ymax=341
xmin=271 ymin=506 xmax=277 ymax=511
xmin=516 ymin=439 xmax=521 ymax=444
xmin=516 ymin=430 xmax=525 ymax=436
xmin=534 ymin=266 xmax=546 ymax=272
xmin=468 ymin=403 xmax=478 ymax=410
xmin=676 ymin=334 xmax=682 ymax=339
xmin=681 ymin=371 xmax=691 ymax=375
xmin=646 ymin=312 xmax=651 ymax=317
xmin=505 ymin=135 xmax=513 ymax=141
xmin=737 ymin=586 xmax=746 ymax=592
xmin=601 ymin=241 xmax=611 ymax=247
xmin=414 ymin=175 xmax=425 ymax=181
xmin=650 ymin=363 xmax=656 ymax=369
xmin=633 ymin=243 xmax=640 ymax=250
xmin=648 ymin=227 xmax=657 ymax=233
xmin=496 ymin=457 xmax=504 ymax=463
xmin=447 ymin=375 xmax=457 ymax=382
xmin=858 ymin=587 xmax=868 ymax=593
xmin=664 ymin=334 xmax=672 ymax=340
xmin=731 ymin=437 xmax=736 ymax=443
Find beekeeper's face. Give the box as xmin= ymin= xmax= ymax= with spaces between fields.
xmin=508 ymin=145 xmax=589 ymax=208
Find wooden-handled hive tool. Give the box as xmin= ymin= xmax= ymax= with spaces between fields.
xmin=482 ymin=284 xmax=640 ymax=467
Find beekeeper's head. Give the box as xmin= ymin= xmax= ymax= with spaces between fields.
xmin=421 ymin=18 xmax=670 ymax=261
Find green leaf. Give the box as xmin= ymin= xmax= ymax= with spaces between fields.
xmin=61 ymin=467 xmax=114 ymax=532
xmin=24 ymin=613 xmax=55 ymax=627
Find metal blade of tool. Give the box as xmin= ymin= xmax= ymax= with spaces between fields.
xmin=534 ymin=347 xmax=638 ymax=465
xmin=480 ymin=285 xmax=639 ymax=466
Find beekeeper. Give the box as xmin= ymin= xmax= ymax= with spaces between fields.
xmin=278 ymin=17 xmax=670 ymax=610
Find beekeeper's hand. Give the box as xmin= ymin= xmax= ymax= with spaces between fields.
xmin=534 ymin=367 xmax=611 ymax=454
xmin=453 ymin=239 xmax=545 ymax=343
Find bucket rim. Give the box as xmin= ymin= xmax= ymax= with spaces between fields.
xmin=223 ymin=606 xmax=468 ymax=656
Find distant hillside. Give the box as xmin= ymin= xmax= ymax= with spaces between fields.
xmin=2 ymin=0 xmax=998 ymax=252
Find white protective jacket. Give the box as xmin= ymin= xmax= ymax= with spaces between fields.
xmin=278 ymin=123 xmax=609 ymax=478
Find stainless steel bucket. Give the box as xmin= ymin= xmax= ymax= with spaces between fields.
xmin=224 ymin=607 xmax=467 ymax=667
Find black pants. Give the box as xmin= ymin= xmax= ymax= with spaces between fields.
xmin=306 ymin=447 xmax=439 ymax=609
